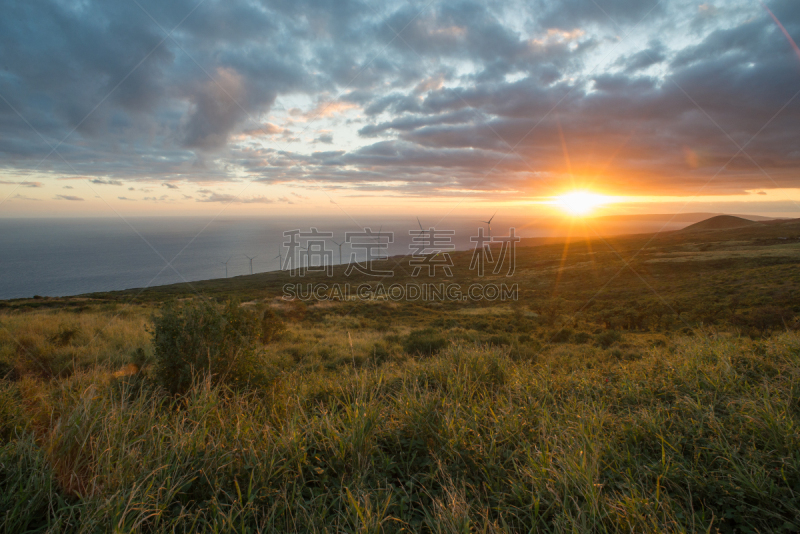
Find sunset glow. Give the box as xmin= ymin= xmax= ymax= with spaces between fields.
xmin=555 ymin=191 xmax=614 ymax=216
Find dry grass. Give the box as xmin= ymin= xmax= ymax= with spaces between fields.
xmin=2 ymin=305 xmax=800 ymax=532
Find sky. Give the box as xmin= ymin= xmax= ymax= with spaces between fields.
xmin=1 ymin=0 xmax=799 ymax=219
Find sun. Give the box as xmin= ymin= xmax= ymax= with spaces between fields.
xmin=555 ymin=191 xmax=612 ymax=216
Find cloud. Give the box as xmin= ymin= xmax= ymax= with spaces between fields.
xmin=162 ymin=182 xmax=179 ymax=189
xmin=54 ymin=194 xmax=85 ymax=201
xmin=196 ymin=193 xmax=274 ymax=203
xmin=241 ymin=122 xmax=284 ymax=137
xmin=11 ymin=194 xmax=40 ymax=201
xmin=0 ymin=0 xmax=798 ymax=199
xmin=0 ymin=180 xmax=44 ymax=187
xmin=117 ymin=196 xmax=135 ymax=201
xmin=617 ymin=41 xmax=667 ymax=73
xmin=289 ymin=99 xmax=358 ymax=121
xmin=64 ymin=185 xmax=74 ymax=189
xmin=181 ymin=67 xmax=249 ymax=150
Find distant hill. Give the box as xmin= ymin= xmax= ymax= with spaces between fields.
xmin=589 ymin=212 xmax=775 ymax=223
xmin=678 ymin=215 xmax=763 ymax=233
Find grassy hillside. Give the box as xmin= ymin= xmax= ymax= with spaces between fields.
xmin=2 ymin=221 xmax=800 ymax=532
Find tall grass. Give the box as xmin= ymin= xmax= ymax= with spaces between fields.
xmin=3 ymin=327 xmax=800 ymax=532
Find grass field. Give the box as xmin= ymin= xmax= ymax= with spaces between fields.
xmin=2 ymin=221 xmax=800 ymax=533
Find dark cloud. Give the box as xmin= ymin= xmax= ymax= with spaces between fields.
xmin=181 ymin=67 xmax=251 ymax=150
xmin=54 ymin=194 xmax=84 ymax=201
xmin=532 ymin=0 xmax=665 ymax=31
xmin=162 ymin=182 xmax=179 ymax=189
xmin=90 ymin=178 xmax=124 ymax=185
xmin=618 ymin=41 xmax=667 ymax=73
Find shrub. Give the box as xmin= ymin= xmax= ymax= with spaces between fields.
xmin=370 ymin=342 xmax=392 ymax=364
xmin=595 ymin=329 xmax=622 ymax=349
xmin=49 ymin=325 xmax=79 ymax=347
xmin=551 ymin=328 xmax=573 ymax=343
xmin=151 ymin=299 xmax=265 ymax=395
xmin=260 ymin=308 xmax=286 ymax=343
xmin=651 ymin=335 xmax=669 ymax=348
xmin=403 ymin=328 xmax=449 ymax=356
xmin=509 ymin=343 xmax=539 ymax=362
xmin=572 ymin=331 xmax=592 ymax=344
xmin=732 ymin=306 xmax=794 ymax=334
xmin=0 ymin=384 xmax=26 ymax=441
xmin=487 ymin=334 xmax=511 ymax=346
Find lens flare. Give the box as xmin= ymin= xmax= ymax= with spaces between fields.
xmin=555 ymin=191 xmax=613 ymax=216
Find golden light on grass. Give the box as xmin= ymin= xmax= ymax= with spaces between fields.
xmin=554 ymin=191 xmax=614 ymax=216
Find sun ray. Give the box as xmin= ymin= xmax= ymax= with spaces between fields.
xmin=553 ymin=218 xmax=575 ymax=295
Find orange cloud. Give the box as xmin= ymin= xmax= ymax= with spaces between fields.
xmin=241 ymin=122 xmax=284 ymax=137
xmin=289 ymin=100 xmax=358 ymax=121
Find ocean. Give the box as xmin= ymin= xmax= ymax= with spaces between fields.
xmin=0 ymin=216 xmax=513 ymax=300
xmin=0 ymin=215 xmax=701 ymax=300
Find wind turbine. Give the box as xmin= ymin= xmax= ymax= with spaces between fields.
xmin=221 ymin=256 xmax=233 ymax=278
xmin=415 ymin=217 xmax=432 ymax=236
xmin=479 ymin=211 xmax=497 ymax=240
xmin=331 ymin=239 xmax=344 ymax=264
xmin=244 ymin=254 xmax=258 ymax=275
xmin=368 ymin=224 xmax=383 ymax=243
xmin=298 ymin=245 xmax=310 ymax=268
xmin=414 ymin=218 xmax=441 ymax=256
xmin=276 ymin=247 xmax=283 ymax=270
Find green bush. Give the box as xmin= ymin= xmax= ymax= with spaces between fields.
xmin=403 ymin=328 xmax=449 ymax=356
xmin=151 ymin=299 xmax=265 ymax=395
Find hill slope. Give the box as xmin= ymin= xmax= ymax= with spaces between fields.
xmin=679 ymin=214 xmax=763 ymax=233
